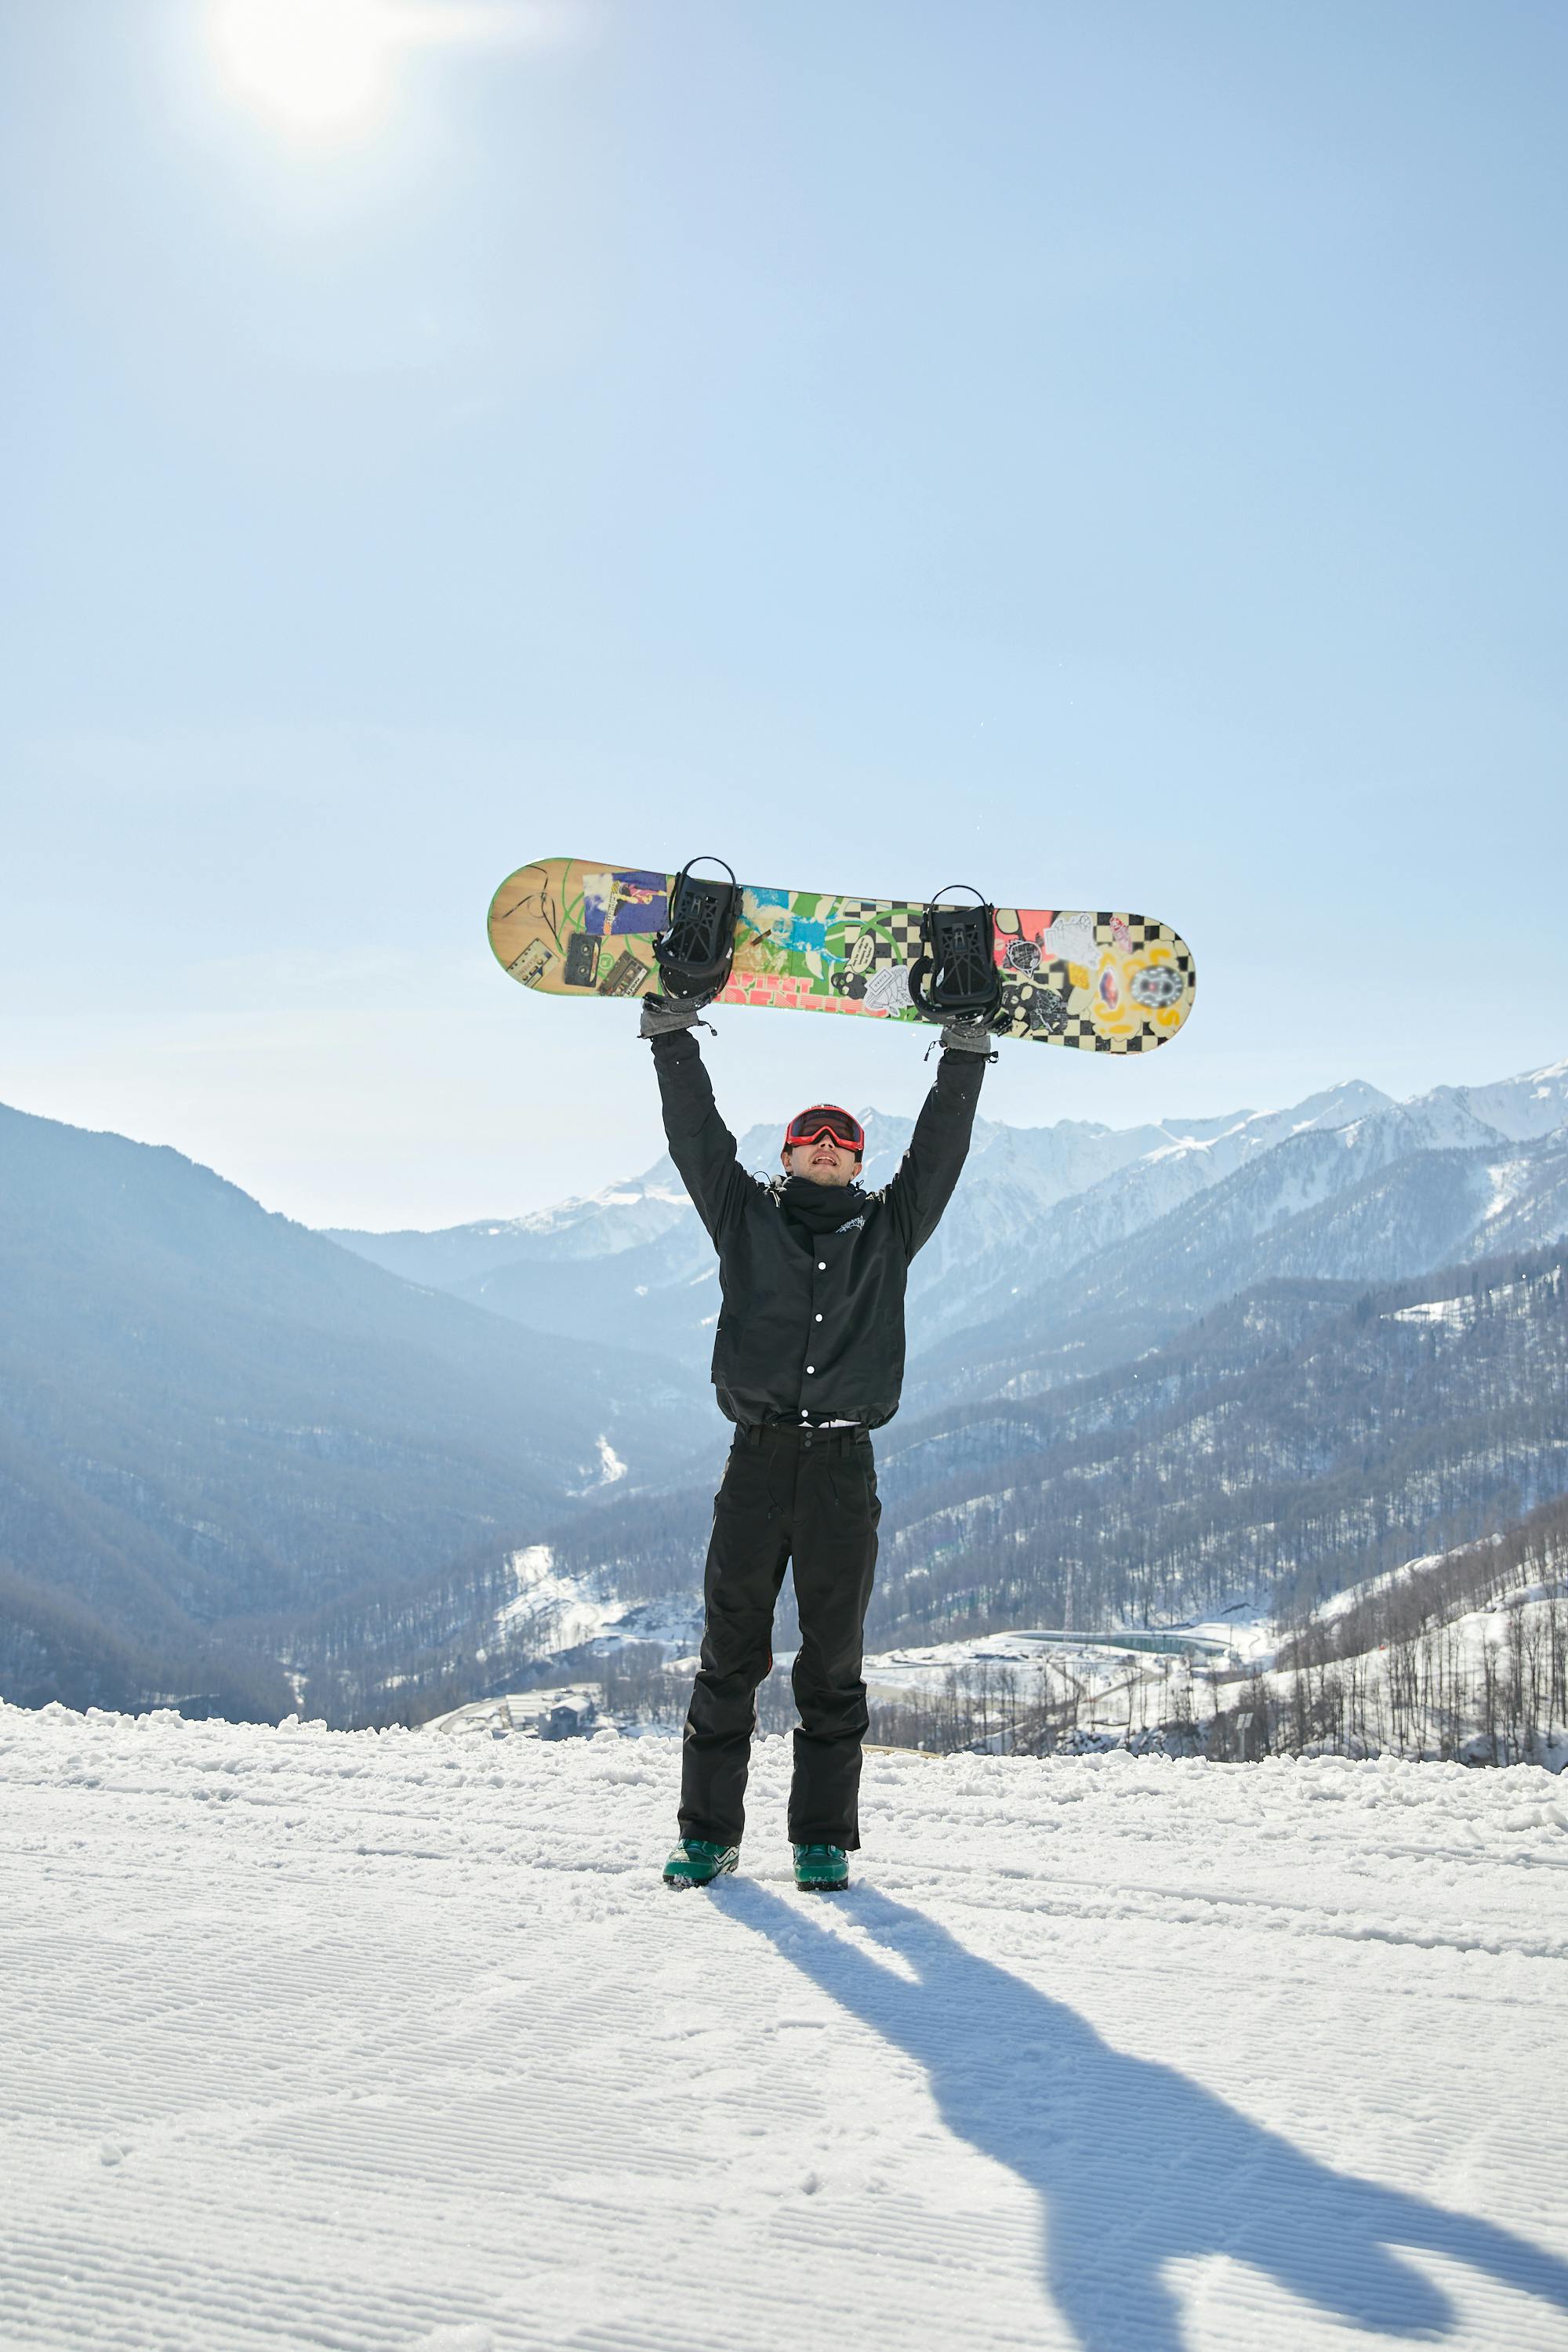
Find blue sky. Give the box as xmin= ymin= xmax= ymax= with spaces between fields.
xmin=3 ymin=0 xmax=1564 ymax=1227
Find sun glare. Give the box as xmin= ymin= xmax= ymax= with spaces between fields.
xmin=209 ymin=0 xmax=395 ymax=134
xmin=204 ymin=2 xmax=569 ymax=138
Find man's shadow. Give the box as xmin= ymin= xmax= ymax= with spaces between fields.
xmin=725 ymin=1882 xmax=1568 ymax=2351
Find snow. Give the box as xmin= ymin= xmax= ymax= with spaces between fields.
xmin=1266 ymin=1581 xmax=1568 ymax=1769
xmin=865 ymin=1625 xmax=1238 ymax=1682
xmin=1182 ymin=1608 xmax=1278 ymax=1666
xmin=1387 ymin=1273 xmax=1552 ymax=1328
xmin=1389 ymin=1294 xmax=1479 ymax=1328
xmin=493 ymin=1547 xmax=698 ymax=1661
xmin=5 ymin=1702 xmax=1568 ymax=2350
xmin=1316 ymin=1553 xmax=1451 ymax=1623
xmin=858 ymin=1628 xmax=1250 ymax=1750
xmin=1481 ymin=1156 xmax=1533 ymax=1222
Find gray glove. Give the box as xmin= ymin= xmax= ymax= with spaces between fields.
xmin=638 ymin=991 xmax=710 ymax=1040
xmin=938 ymin=1014 xmax=998 ymax=1060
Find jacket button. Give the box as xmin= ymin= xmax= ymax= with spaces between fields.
xmin=817 ymin=1261 xmax=826 ymax=1271
xmin=806 ymin=1365 xmax=815 ymax=1374
xmin=815 ymin=1312 xmax=822 ymax=1322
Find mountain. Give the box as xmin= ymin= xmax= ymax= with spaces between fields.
xmin=11 ymin=1052 xmax=1567 ymax=1727
xmin=321 ymin=1167 xmax=692 ymax=1286
xmin=877 ymin=1245 xmax=1568 ymax=1640
xmin=326 ymin=1080 xmax=1396 ymax=1367
xmin=909 ymin=1122 xmax=1568 ymax=1414
xmin=0 ymin=1103 xmax=706 ymax=1719
xmin=326 ymin=1062 xmax=1568 ymax=1384
xmin=917 ymin=1068 xmax=1568 ymax=1353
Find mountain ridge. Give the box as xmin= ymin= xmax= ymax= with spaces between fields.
xmin=324 ymin=1060 xmax=1568 ymax=1375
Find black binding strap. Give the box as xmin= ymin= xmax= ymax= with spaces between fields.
xmin=908 ymin=884 xmax=1001 ymax=1022
xmin=655 ymin=856 xmax=740 ymax=1003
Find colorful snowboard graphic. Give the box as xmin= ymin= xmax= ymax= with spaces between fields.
xmin=488 ymin=858 xmax=1195 ymax=1053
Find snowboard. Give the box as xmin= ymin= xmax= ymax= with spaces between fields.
xmin=488 ymin=858 xmax=1195 ymax=1054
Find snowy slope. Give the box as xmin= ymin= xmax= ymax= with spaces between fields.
xmin=1262 ymin=1576 xmax=1568 ymax=1763
xmin=5 ymin=1702 xmax=1568 ymax=2352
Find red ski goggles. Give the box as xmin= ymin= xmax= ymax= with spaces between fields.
xmin=784 ymin=1103 xmax=866 ymax=1154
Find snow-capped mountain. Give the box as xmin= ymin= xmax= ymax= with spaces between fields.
xmin=1410 ymin=1058 xmax=1568 ymax=1145
xmin=321 ymin=1169 xmax=691 ymax=1286
xmin=916 ymin=1115 xmax=1568 ymax=1410
xmin=326 ymin=1060 xmax=1568 ymax=1372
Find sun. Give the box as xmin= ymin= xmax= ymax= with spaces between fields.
xmin=208 ymin=0 xmax=397 ymax=134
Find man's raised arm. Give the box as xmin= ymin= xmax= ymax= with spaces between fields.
xmin=641 ymin=998 xmax=751 ymax=1244
xmin=880 ymin=1017 xmax=993 ymax=1260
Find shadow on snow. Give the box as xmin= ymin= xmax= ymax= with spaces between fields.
xmin=724 ymin=1881 xmax=1568 ymax=2351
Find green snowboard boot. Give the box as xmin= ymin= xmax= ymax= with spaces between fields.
xmin=793 ymin=1842 xmax=850 ymax=1893
xmin=662 ymin=1838 xmax=739 ymax=1888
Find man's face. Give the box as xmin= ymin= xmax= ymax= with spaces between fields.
xmin=781 ymin=1138 xmax=861 ymax=1188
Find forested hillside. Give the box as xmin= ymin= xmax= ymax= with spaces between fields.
xmin=878 ymin=1247 xmax=1568 ymax=1639
xmin=531 ymin=1247 xmax=1568 ymax=1670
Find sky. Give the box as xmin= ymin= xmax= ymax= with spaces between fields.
xmin=2 ymin=0 xmax=1565 ymax=1230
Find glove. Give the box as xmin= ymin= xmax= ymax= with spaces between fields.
xmin=639 ymin=991 xmax=709 ymax=1039
xmin=938 ymin=1014 xmax=997 ymax=1059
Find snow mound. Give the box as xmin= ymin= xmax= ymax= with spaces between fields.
xmin=3 ymin=1700 xmax=1568 ymax=2350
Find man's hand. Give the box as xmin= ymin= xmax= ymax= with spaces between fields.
xmin=938 ymin=1013 xmax=997 ymax=1059
xmin=639 ymin=991 xmax=711 ymax=1040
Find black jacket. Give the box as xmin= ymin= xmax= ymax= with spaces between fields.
xmin=652 ymin=1030 xmax=985 ymax=1428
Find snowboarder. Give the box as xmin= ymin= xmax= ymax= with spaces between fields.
xmin=640 ymin=989 xmax=993 ymax=1891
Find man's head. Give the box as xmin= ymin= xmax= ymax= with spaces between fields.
xmin=781 ymin=1102 xmax=865 ymax=1189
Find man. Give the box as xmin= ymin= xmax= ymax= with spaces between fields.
xmin=640 ymin=987 xmax=992 ymax=1891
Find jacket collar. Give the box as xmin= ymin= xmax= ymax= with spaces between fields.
xmin=772 ymin=1174 xmax=871 ymax=1233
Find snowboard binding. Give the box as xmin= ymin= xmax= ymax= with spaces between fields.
xmin=654 ymin=856 xmax=741 ymax=1004
xmin=908 ymin=885 xmax=1002 ymax=1025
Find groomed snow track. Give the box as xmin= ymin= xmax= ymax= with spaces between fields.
xmin=4 ymin=1701 xmax=1568 ymax=2351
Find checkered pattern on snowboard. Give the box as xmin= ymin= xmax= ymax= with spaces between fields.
xmin=995 ymin=999 xmax=1152 ymax=1054
xmin=1108 ymin=914 xmax=1191 ymax=969
xmin=829 ymin=902 xmax=925 ymax=970
xmin=1060 ymin=1015 xmax=1146 ymax=1054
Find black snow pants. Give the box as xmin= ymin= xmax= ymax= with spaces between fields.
xmin=678 ymin=1421 xmax=880 ymax=1851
